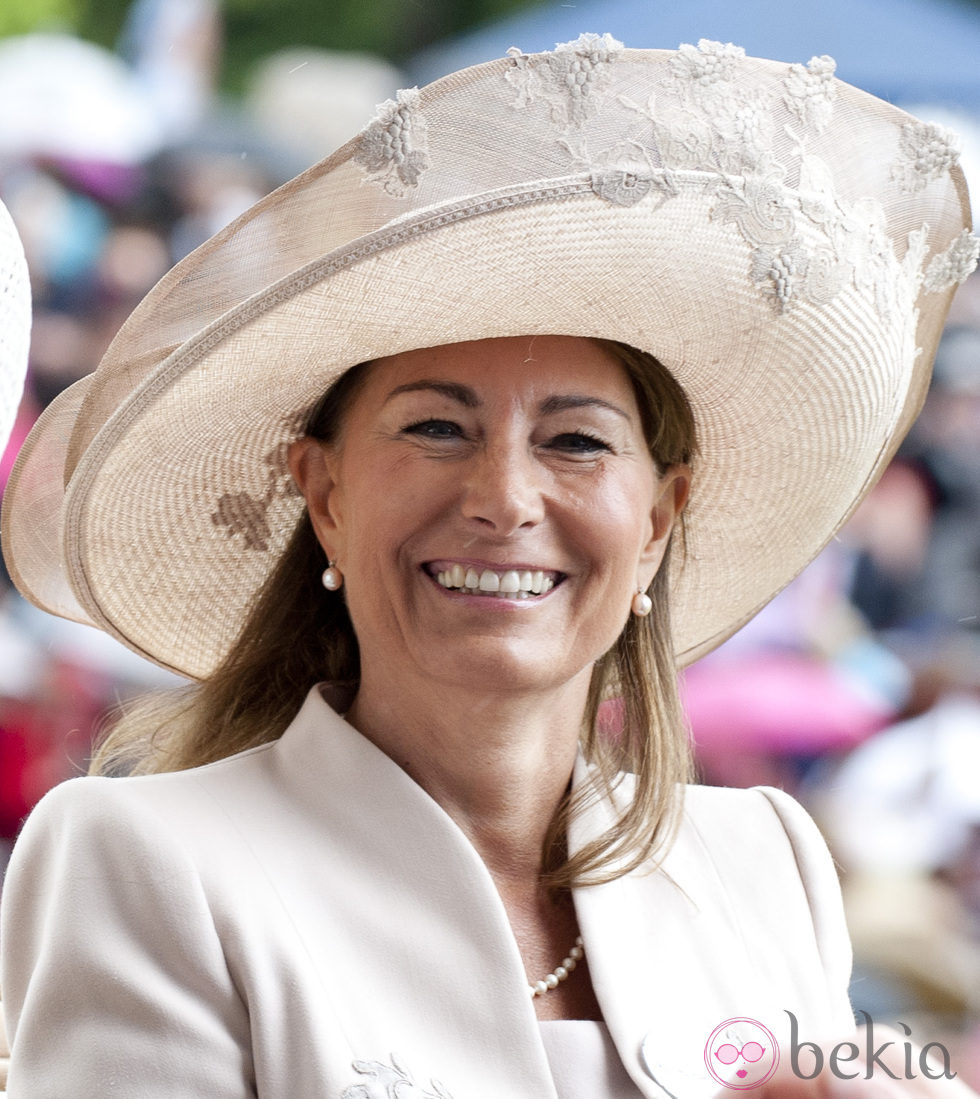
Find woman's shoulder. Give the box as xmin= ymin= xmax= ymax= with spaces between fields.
xmin=674 ymin=782 xmax=840 ymax=894
xmin=678 ymin=782 xmax=834 ymax=865
xmin=674 ymin=783 xmax=850 ymax=986
xmin=680 ymin=781 xmax=824 ymax=835
xmin=6 ymin=687 xmax=353 ymax=885
xmin=607 ymin=774 xmax=828 ymax=847
xmin=9 ymin=734 xmax=284 ymax=874
xmin=595 ymin=774 xmax=840 ymax=906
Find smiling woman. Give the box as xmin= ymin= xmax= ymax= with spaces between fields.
xmin=86 ymin=336 xmax=697 ymax=896
xmin=291 ymin=337 xmax=693 ymax=888
xmin=297 ymin=338 xmax=671 ymax=688
xmin=0 ymin=34 xmax=976 ymax=1099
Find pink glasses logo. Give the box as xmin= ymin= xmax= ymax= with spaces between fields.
xmin=705 ymin=1018 xmax=780 ymax=1090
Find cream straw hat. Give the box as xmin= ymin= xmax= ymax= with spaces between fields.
xmin=2 ymin=36 xmax=976 ymax=680
xmin=0 ymin=197 xmax=29 ymax=454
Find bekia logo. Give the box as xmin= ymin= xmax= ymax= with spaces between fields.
xmin=704 ymin=1012 xmax=958 ymax=1091
xmin=788 ymin=1011 xmax=957 ymax=1083
xmin=704 ymin=1018 xmax=780 ymax=1090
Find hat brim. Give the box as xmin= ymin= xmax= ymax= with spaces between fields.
xmin=58 ymin=185 xmax=932 ymax=677
xmin=2 ymin=377 xmax=98 ymax=629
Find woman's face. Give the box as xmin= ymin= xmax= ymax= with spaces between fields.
xmin=291 ymin=336 xmax=689 ymax=698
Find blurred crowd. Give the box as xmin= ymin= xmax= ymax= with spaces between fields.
xmin=683 ymin=276 xmax=980 ymax=1079
xmin=0 ymin=0 xmax=402 ymax=852
xmin=0 ymin=0 xmax=979 ymax=1081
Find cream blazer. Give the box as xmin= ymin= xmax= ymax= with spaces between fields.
xmin=1 ymin=686 xmax=854 ymax=1098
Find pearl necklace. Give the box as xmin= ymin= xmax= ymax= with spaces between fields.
xmin=529 ymin=936 xmax=585 ymax=997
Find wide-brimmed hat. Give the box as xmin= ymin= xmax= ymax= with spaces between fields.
xmin=2 ymin=36 xmax=976 ymax=680
xmin=0 ymin=198 xmax=29 ymax=456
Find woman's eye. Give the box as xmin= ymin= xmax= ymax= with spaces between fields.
xmin=402 ymin=419 xmax=463 ymax=440
xmin=548 ymin=432 xmax=612 ymax=454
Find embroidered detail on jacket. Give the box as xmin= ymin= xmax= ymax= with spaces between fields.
xmin=923 ymin=228 xmax=980 ymax=291
xmin=505 ymin=33 xmax=624 ymax=130
xmin=892 ymin=120 xmax=961 ymax=194
xmin=354 ymin=87 xmax=430 ymax=197
xmin=784 ymin=55 xmax=837 ymax=132
xmin=340 ymin=1055 xmax=454 ymax=1099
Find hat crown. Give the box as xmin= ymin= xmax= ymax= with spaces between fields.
xmin=65 ymin=38 xmax=975 ymax=482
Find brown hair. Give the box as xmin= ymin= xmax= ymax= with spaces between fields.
xmin=91 ymin=339 xmax=698 ymax=887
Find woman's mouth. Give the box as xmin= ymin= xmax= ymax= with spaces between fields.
xmin=425 ymin=563 xmax=561 ymax=599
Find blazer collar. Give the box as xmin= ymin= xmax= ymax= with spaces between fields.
xmin=569 ymin=768 xmax=762 ymax=1099
xmin=272 ymin=687 xmax=786 ymax=1099
xmin=272 ymin=686 xmax=559 ymax=1098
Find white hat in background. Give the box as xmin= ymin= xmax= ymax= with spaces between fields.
xmin=0 ymin=197 xmax=29 ymax=454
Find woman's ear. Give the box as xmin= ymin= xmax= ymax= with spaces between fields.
xmin=639 ymin=464 xmax=692 ymax=580
xmin=288 ymin=437 xmax=344 ymax=554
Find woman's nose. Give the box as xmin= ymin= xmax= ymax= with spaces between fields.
xmin=459 ymin=442 xmax=546 ymax=534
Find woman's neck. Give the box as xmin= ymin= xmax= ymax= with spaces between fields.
xmin=344 ymin=666 xmax=590 ymax=882
xmin=344 ymin=665 xmax=604 ymax=1021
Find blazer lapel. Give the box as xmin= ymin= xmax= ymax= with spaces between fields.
xmin=260 ymin=688 xmax=561 ymax=1099
xmin=571 ymin=772 xmax=789 ymax=1099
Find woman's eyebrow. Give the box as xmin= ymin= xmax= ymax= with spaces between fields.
xmin=383 ymin=384 xmax=629 ymax=421
xmin=539 ymin=394 xmax=630 ymax=421
xmin=384 ymin=380 xmax=479 ymax=407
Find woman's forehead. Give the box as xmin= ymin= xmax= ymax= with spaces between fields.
xmin=364 ymin=335 xmax=638 ymax=406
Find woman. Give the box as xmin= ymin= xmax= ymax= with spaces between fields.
xmin=0 ymin=36 xmax=976 ymax=1099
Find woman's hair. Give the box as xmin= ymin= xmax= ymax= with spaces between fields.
xmin=90 ymin=339 xmax=699 ymax=888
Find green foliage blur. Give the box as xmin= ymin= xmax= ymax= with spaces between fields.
xmin=220 ymin=0 xmax=544 ymax=90
xmin=0 ymin=0 xmax=80 ymax=38
xmin=9 ymin=0 xmax=544 ymax=90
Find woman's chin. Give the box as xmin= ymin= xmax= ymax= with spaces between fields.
xmin=370 ymin=634 xmax=593 ymax=700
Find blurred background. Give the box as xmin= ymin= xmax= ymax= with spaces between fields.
xmin=1 ymin=0 xmax=979 ymax=1081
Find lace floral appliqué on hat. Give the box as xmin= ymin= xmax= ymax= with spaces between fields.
xmin=663 ymin=40 xmax=776 ymax=175
xmin=590 ymin=167 xmax=657 ymax=207
xmin=505 ymin=33 xmax=624 ymax=131
xmin=669 ymin=39 xmax=745 ymax=90
xmin=892 ymin=120 xmax=961 ymax=194
xmin=211 ymin=422 xmax=303 ymax=552
xmin=923 ymin=228 xmax=980 ymax=292
xmin=355 ymin=87 xmax=431 ymax=197
xmin=751 ymin=240 xmax=811 ymax=311
xmin=784 ymin=55 xmax=838 ymax=133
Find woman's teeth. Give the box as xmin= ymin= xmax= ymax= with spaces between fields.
xmin=434 ymin=565 xmax=556 ymax=599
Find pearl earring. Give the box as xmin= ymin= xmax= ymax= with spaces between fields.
xmin=631 ymin=589 xmax=652 ymax=617
xmin=321 ymin=562 xmax=343 ymax=591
